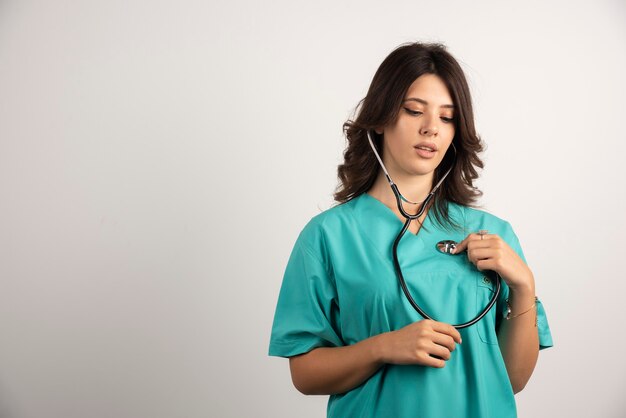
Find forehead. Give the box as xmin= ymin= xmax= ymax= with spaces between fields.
xmin=404 ymin=74 xmax=454 ymax=106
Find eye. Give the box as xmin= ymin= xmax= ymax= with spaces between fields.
xmin=404 ymin=108 xmax=455 ymax=123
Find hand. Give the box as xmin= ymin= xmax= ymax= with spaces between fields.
xmin=452 ymin=232 xmax=535 ymax=292
xmin=379 ymin=320 xmax=462 ymax=368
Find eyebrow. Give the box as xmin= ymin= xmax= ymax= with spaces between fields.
xmin=403 ymin=97 xmax=455 ymax=109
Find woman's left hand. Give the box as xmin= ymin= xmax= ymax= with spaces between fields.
xmin=452 ymin=232 xmax=535 ymax=292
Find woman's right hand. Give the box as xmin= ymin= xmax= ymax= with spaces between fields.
xmin=288 ymin=319 xmax=463 ymax=395
xmin=378 ymin=320 xmax=462 ymax=368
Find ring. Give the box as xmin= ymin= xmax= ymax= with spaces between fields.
xmin=478 ymin=230 xmax=488 ymax=240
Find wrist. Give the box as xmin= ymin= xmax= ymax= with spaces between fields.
xmin=507 ymin=286 xmax=535 ymax=308
xmin=507 ymin=279 xmax=536 ymax=309
xmin=508 ymin=271 xmax=535 ymax=295
xmin=508 ymin=278 xmax=535 ymax=297
xmin=368 ymin=331 xmax=392 ymax=365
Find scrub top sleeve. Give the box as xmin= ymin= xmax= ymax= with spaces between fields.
xmin=268 ymin=239 xmax=344 ymax=358
xmin=498 ymin=222 xmax=554 ymax=350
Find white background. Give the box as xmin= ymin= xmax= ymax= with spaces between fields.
xmin=1 ymin=0 xmax=625 ymax=417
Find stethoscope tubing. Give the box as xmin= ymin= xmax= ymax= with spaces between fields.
xmin=367 ymin=130 xmax=501 ymax=329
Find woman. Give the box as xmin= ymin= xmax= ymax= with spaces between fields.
xmin=268 ymin=42 xmax=553 ymax=418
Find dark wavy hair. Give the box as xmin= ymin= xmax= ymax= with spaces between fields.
xmin=333 ymin=41 xmax=485 ymax=231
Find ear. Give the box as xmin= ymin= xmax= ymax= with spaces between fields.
xmin=374 ymin=127 xmax=384 ymax=135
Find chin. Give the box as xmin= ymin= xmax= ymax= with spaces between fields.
xmin=407 ymin=162 xmax=441 ymax=176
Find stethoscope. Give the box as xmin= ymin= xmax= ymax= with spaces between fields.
xmin=366 ymin=131 xmax=500 ymax=329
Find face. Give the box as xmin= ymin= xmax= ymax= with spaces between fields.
xmin=376 ymin=73 xmax=456 ymax=180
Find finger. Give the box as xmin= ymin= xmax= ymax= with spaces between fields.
xmin=476 ymin=233 xmax=495 ymax=241
xmin=468 ymin=248 xmax=493 ymax=264
xmin=428 ymin=342 xmax=452 ymax=361
xmin=451 ymin=235 xmax=470 ymax=254
xmin=467 ymin=239 xmax=493 ymax=250
xmin=431 ymin=321 xmax=462 ymax=344
xmin=421 ymin=351 xmax=446 ymax=368
xmin=476 ymin=259 xmax=497 ymax=272
xmin=431 ymin=332 xmax=457 ymax=353
xmin=452 ymin=233 xmax=481 ymax=254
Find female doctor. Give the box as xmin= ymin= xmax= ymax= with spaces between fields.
xmin=269 ymin=42 xmax=553 ymax=418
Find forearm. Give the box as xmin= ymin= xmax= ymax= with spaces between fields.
xmin=289 ymin=333 xmax=387 ymax=395
xmin=497 ymin=284 xmax=539 ymax=393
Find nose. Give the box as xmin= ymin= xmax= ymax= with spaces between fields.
xmin=419 ymin=114 xmax=439 ymax=136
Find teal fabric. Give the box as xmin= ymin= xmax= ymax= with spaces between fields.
xmin=269 ymin=193 xmax=553 ymax=418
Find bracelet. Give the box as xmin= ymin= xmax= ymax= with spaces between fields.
xmin=504 ymin=296 xmax=538 ymax=327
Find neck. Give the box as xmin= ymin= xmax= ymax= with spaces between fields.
xmin=367 ymin=169 xmax=434 ymax=214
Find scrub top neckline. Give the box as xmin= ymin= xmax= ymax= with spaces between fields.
xmin=360 ymin=192 xmax=433 ymax=238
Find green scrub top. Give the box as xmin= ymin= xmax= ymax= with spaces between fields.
xmin=269 ymin=193 xmax=553 ymax=418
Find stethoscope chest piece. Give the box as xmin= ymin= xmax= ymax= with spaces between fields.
xmin=436 ymin=240 xmax=458 ymax=255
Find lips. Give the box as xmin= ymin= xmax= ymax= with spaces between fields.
xmin=413 ymin=142 xmax=437 ymax=159
xmin=414 ymin=142 xmax=438 ymax=152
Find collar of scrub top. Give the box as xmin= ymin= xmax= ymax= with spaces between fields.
xmin=366 ymin=130 xmax=500 ymax=329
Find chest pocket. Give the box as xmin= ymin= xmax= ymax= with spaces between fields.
xmin=475 ymin=272 xmax=500 ymax=345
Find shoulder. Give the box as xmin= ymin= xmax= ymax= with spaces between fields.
xmin=457 ymin=203 xmax=511 ymax=229
xmin=291 ymin=198 xmax=357 ymax=264
xmin=449 ymin=202 xmax=525 ymax=256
